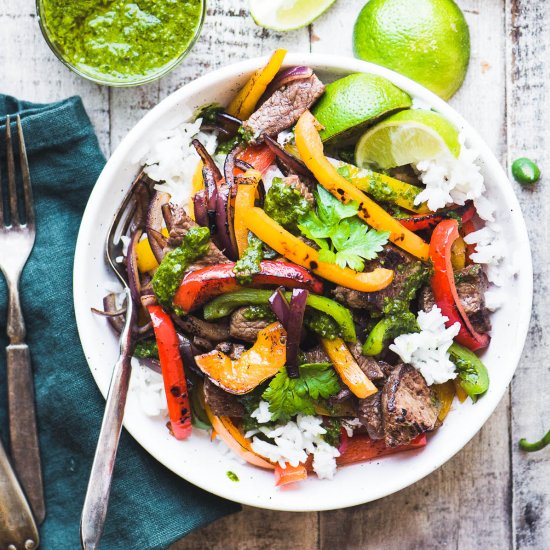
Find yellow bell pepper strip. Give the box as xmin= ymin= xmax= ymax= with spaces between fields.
xmin=246 ymin=207 xmax=394 ymax=292
xmin=321 ymin=338 xmax=377 ymax=399
xmin=451 ymin=236 xmax=467 ymax=270
xmin=453 ymin=379 xmax=468 ymax=403
xmin=234 ymin=172 xmax=261 ymax=257
xmin=295 ymin=111 xmax=430 ymax=261
xmin=332 ymin=160 xmax=430 ymax=214
xmin=195 ymin=322 xmax=287 ymax=394
xmin=203 ymin=401 xmax=274 ymax=469
xmin=189 ymin=160 xmax=205 ymax=220
xmin=136 ymin=227 xmax=169 ymax=273
xmin=227 ymin=49 xmax=287 ymax=120
xmin=433 ymin=380 xmax=455 ymax=422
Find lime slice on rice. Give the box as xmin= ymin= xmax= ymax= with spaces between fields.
xmin=355 ymin=109 xmax=461 ymax=170
xmin=250 ymin=0 xmax=337 ymax=31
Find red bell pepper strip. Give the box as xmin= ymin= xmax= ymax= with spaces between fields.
xmin=462 ymin=219 xmax=477 ymax=264
xmin=429 ymin=219 xmax=490 ymax=351
xmin=399 ymin=202 xmax=476 ymax=232
xmin=148 ymin=305 xmax=192 ymax=440
xmin=173 ymin=260 xmax=324 ymax=313
xmin=336 ymin=434 xmax=427 ymax=466
xmin=238 ymin=144 xmax=276 ymax=175
xmin=274 ymin=463 xmax=308 ymax=486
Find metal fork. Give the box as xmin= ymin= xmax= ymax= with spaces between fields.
xmin=80 ymin=175 xmax=148 ymax=550
xmin=0 ymin=116 xmax=46 ymax=523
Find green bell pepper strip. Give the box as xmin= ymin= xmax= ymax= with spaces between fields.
xmin=449 ymin=343 xmax=489 ymax=398
xmin=362 ymin=312 xmax=418 ymax=356
xmin=203 ymin=289 xmax=356 ymax=342
xmin=519 ymin=429 xmax=550 ymax=452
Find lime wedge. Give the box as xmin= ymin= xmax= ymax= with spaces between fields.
xmin=355 ymin=109 xmax=461 ymax=170
xmin=250 ymin=0 xmax=337 ymax=31
xmin=312 ymin=73 xmax=412 ymax=144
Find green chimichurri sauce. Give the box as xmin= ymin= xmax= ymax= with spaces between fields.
xmin=40 ymin=0 xmax=204 ymax=83
xmin=226 ymin=471 xmax=239 ymax=482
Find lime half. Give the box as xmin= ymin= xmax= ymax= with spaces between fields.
xmin=250 ymin=0 xmax=337 ymax=31
xmin=312 ymin=73 xmax=412 ymax=143
xmin=355 ymin=109 xmax=461 ymax=170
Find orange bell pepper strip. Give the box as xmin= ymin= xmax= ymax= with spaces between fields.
xmin=337 ymin=434 xmax=427 ymax=466
xmin=321 ymin=338 xmax=377 ymax=399
xmin=245 ymin=207 xmax=394 ymax=292
xmin=274 ymin=463 xmax=308 ymax=486
xmin=195 ymin=322 xmax=287 ymax=394
xmin=203 ymin=401 xmax=274 ymax=470
xmin=453 ymin=379 xmax=468 ymax=403
xmin=227 ymin=49 xmax=287 ymax=120
xmin=433 ymin=380 xmax=456 ymax=422
xmin=148 ymin=305 xmax=192 ymax=440
xmin=295 ymin=111 xmax=430 ymax=261
xmin=235 ymin=172 xmax=261 ymax=257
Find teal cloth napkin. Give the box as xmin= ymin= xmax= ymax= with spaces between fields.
xmin=0 ymin=95 xmax=240 ymax=549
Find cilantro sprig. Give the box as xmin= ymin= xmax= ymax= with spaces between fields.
xmin=299 ymin=186 xmax=390 ymax=271
xmin=262 ymin=362 xmax=340 ymax=422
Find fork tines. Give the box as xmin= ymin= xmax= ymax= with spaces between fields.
xmin=1 ymin=115 xmax=35 ymax=229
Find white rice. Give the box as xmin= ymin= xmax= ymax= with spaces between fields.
xmin=135 ymin=118 xmax=218 ymax=213
xmin=130 ymin=358 xmax=168 ymax=417
xmin=246 ymin=403 xmax=340 ymax=479
xmin=390 ymin=306 xmax=460 ymax=386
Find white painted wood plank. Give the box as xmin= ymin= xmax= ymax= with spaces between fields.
xmin=505 ymin=1 xmax=550 ymax=548
xmin=0 ymin=0 xmax=110 ymax=155
xmin=313 ymin=1 xmax=512 ymax=548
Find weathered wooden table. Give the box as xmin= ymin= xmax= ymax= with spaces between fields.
xmin=2 ymin=0 xmax=548 ymax=548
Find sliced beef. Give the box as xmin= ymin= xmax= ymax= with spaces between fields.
xmin=165 ymin=204 xmax=228 ymax=268
xmin=332 ymin=244 xmax=426 ymax=312
xmin=243 ymin=74 xmax=325 ymax=142
xmin=301 ymin=345 xmax=330 ymax=364
xmin=358 ymin=392 xmax=385 ymax=440
xmin=349 ymin=342 xmax=390 ymax=385
xmin=172 ymin=314 xmax=230 ymax=343
xmin=229 ymin=307 xmax=271 ymax=342
xmin=215 ymin=341 xmax=246 ymax=361
xmin=203 ymin=377 xmax=245 ymax=417
xmin=382 ymin=364 xmax=440 ymax=447
xmin=418 ymin=264 xmax=491 ymax=334
xmin=281 ymin=175 xmax=314 ymax=204
xmin=388 ymin=165 xmax=421 ymax=186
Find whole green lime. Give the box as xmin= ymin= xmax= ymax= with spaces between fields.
xmin=353 ymin=0 xmax=470 ymax=100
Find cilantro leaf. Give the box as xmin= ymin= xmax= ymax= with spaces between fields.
xmin=262 ymin=363 xmax=340 ymax=422
xmin=315 ymin=185 xmax=358 ymax=226
xmin=333 ymin=218 xmax=390 ymax=271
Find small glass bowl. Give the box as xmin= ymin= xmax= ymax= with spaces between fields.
xmin=35 ymin=0 xmax=206 ymax=87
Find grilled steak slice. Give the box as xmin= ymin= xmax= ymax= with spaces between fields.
xmin=173 ymin=314 xmax=230 ymax=343
xmin=332 ymin=245 xmax=427 ymax=312
xmin=229 ymin=307 xmax=271 ymax=342
xmin=382 ymin=364 xmax=439 ymax=447
xmin=203 ymin=377 xmax=245 ymax=417
xmin=418 ymin=264 xmax=491 ymax=333
xmin=301 ymin=345 xmax=330 ymax=364
xmin=243 ymin=74 xmax=325 ymax=142
xmin=358 ymin=392 xmax=384 ymax=440
xmin=215 ymin=341 xmax=246 ymax=361
xmin=165 ymin=204 xmax=228 ymax=268
xmin=281 ymin=175 xmax=314 ymax=204
xmin=349 ymin=342 xmax=390 ymax=385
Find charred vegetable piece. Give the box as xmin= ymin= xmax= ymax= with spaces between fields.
xmin=284 ymin=289 xmax=309 ymax=378
xmin=321 ymin=338 xmax=377 ymax=399
xmin=245 ymin=207 xmax=394 ymax=292
xmin=294 ymin=111 xmax=430 ymax=260
xmin=398 ymin=201 xmax=475 ymax=232
xmin=195 ymin=322 xmax=287 ymax=394
xmin=234 ymin=172 xmax=261 ymax=256
xmin=173 ymin=260 xmax=323 ymax=314
xmin=202 ymin=288 xmax=356 ymax=342
xmin=227 ymin=48 xmax=287 ymax=120
xmin=449 ymin=343 xmax=489 ymax=399
xmin=148 ymin=305 xmax=192 ymax=440
xmin=430 ymin=219 xmax=490 ymax=351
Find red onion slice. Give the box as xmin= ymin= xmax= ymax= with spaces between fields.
xmin=285 ymin=289 xmax=309 ymax=378
xmin=146 ymin=191 xmax=170 ymax=263
xmin=269 ymin=286 xmax=291 ymax=328
xmin=264 ymin=135 xmax=313 ymax=179
xmin=262 ymin=66 xmax=314 ymax=104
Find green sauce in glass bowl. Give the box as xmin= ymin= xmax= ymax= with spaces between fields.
xmin=37 ymin=0 xmax=205 ymax=86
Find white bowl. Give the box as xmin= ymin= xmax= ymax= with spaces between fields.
xmin=74 ymin=53 xmax=532 ymax=511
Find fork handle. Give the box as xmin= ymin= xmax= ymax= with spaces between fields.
xmin=0 ymin=437 xmax=40 ymax=550
xmin=7 ymin=344 xmax=46 ymax=524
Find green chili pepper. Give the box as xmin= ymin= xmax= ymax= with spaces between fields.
xmin=512 ymin=157 xmax=541 ymax=185
xmin=519 ymin=429 xmax=550 ymax=452
xmin=362 ymin=312 xmax=418 ymax=356
xmin=449 ymin=343 xmax=489 ymax=399
xmin=202 ymin=289 xmax=357 ymax=342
